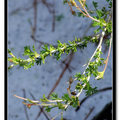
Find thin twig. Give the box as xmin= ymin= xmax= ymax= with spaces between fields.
xmin=31 ymin=0 xmax=38 ymax=42
xmin=76 ymin=28 xmax=107 ymax=97
xmin=103 ymin=33 xmax=112 ymax=72
xmin=83 ymin=107 xmax=95 ymax=120
xmin=33 ymin=0 xmax=38 ymax=32
xmin=78 ymin=0 xmax=100 ymax=22
xmin=29 ymin=91 xmax=51 ymax=120
xmin=52 ymin=6 xmax=56 ymax=32
xmin=41 ymin=0 xmax=56 ymax=32
xmin=10 ymin=4 xmax=35 ymax=15
xmin=48 ymin=52 xmax=74 ymax=98
xmin=14 ymin=94 xmax=39 ymax=103
xmin=61 ymin=60 xmax=75 ymax=73
xmin=64 ymin=28 xmax=107 ymax=110
xmin=31 ymin=35 xmax=57 ymax=47
xmin=35 ymin=52 xmax=74 ymax=120
xmin=14 ymin=94 xmax=63 ymax=103
xmin=22 ymin=89 xmax=30 ymax=120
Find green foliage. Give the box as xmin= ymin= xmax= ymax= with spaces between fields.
xmin=40 ymin=94 xmax=49 ymax=102
xmin=76 ymin=83 xmax=83 ymax=91
xmin=45 ymin=106 xmax=54 ymax=112
xmin=77 ymin=12 xmax=85 ymax=17
xmin=95 ymin=71 xmax=104 ymax=80
xmin=84 ymin=85 xmax=98 ymax=96
xmin=62 ymin=94 xmax=71 ymax=103
xmin=106 ymin=0 xmax=112 ymax=8
xmin=73 ymin=48 xmax=104 ymax=96
xmin=50 ymin=93 xmax=60 ymax=100
xmin=63 ymin=0 xmax=67 ymax=4
xmin=8 ymin=0 xmax=112 ymax=117
xmin=55 ymin=14 xmax=64 ymax=21
xmin=8 ymin=37 xmax=90 ymax=69
xmin=104 ymin=39 xmax=110 ymax=46
xmin=70 ymin=96 xmax=79 ymax=108
xmin=106 ymin=21 xmax=112 ymax=33
xmin=92 ymin=1 xmax=98 ymax=9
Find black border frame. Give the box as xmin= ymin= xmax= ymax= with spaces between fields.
xmin=5 ymin=0 xmax=7 ymax=119
xmin=113 ymin=0 xmax=116 ymax=120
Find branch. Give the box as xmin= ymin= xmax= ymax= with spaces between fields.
xmin=14 ymin=94 xmax=63 ymax=104
xmin=75 ymin=87 xmax=112 ymax=112
xmin=76 ymin=28 xmax=106 ymax=97
xmin=8 ymin=39 xmax=88 ymax=69
xmin=35 ymin=53 xmax=74 ymax=119
xmin=31 ymin=35 xmax=57 ymax=47
xmin=29 ymin=91 xmax=51 ymax=120
xmin=47 ymin=52 xmax=74 ymax=98
xmin=64 ymin=28 xmax=106 ymax=109
xmin=83 ymin=107 xmax=95 ymax=120
xmin=22 ymin=89 xmax=30 ymax=120
xmin=103 ymin=33 xmax=112 ymax=72
xmin=14 ymin=94 xmax=40 ymax=103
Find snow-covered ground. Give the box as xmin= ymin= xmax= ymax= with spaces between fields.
xmin=8 ymin=0 xmax=112 ymax=120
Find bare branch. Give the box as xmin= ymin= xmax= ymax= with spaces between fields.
xmin=22 ymin=89 xmax=30 ymax=120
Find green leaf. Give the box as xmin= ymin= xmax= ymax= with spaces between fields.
xmin=40 ymin=94 xmax=49 ymax=102
xmin=45 ymin=106 xmax=55 ymax=112
xmin=62 ymin=94 xmax=71 ymax=103
xmin=50 ymin=93 xmax=59 ymax=100
xmin=95 ymin=71 xmax=104 ymax=80
xmin=75 ymin=83 xmax=83 ymax=91
xmin=70 ymin=96 xmax=79 ymax=108
xmin=96 ymin=10 xmax=104 ymax=18
xmin=57 ymin=102 xmax=65 ymax=110
xmin=92 ymin=1 xmax=98 ymax=9
xmin=36 ymin=58 xmax=42 ymax=65
xmin=32 ymin=45 xmax=35 ymax=52
xmin=63 ymin=0 xmax=67 ymax=4
xmin=55 ymin=14 xmax=64 ymax=21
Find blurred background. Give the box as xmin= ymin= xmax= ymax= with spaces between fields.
xmin=8 ymin=0 xmax=112 ymax=120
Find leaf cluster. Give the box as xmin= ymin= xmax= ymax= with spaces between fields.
xmin=8 ymin=37 xmax=89 ymax=69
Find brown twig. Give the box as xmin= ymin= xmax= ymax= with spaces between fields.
xmin=48 ymin=52 xmax=74 ymax=98
xmin=61 ymin=55 xmax=75 ymax=73
xmin=52 ymin=7 xmax=55 ymax=32
xmin=31 ymin=35 xmax=57 ymax=47
xmin=103 ymin=33 xmax=112 ymax=72
xmin=67 ymin=1 xmax=75 ymax=14
xmin=83 ymin=107 xmax=95 ymax=120
xmin=33 ymin=21 xmax=93 ymax=119
xmin=22 ymin=89 xmax=30 ymax=120
xmin=78 ymin=0 xmax=101 ymax=23
xmin=10 ymin=0 xmax=42 ymax=15
xmin=35 ymin=52 xmax=74 ymax=120
xmin=31 ymin=0 xmax=38 ymax=42
xmin=61 ymin=62 xmax=75 ymax=73
xmin=41 ymin=0 xmax=56 ymax=32
xmin=66 ymin=0 xmax=87 ymax=16
xmin=41 ymin=0 xmax=53 ymax=13
xmin=10 ymin=5 xmax=33 ymax=16
xmin=75 ymin=87 xmax=112 ymax=111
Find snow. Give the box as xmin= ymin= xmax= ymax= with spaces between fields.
xmin=8 ymin=0 xmax=112 ymax=120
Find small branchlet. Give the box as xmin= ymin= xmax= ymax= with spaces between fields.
xmin=8 ymin=37 xmax=90 ymax=69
